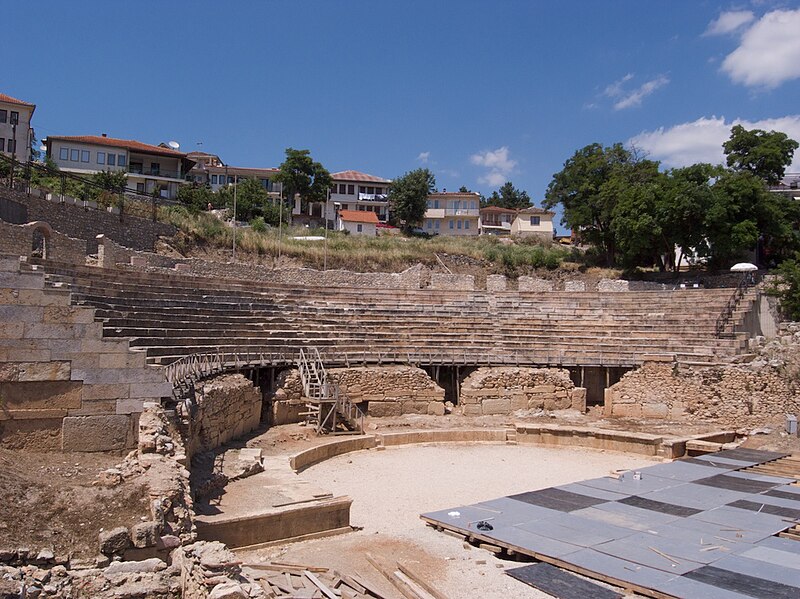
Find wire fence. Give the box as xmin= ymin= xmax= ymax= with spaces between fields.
xmin=0 ymin=153 xmax=180 ymax=222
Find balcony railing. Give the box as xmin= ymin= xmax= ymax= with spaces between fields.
xmin=127 ymin=166 xmax=183 ymax=180
xmin=358 ymin=193 xmax=388 ymax=202
xmin=444 ymin=208 xmax=479 ymax=216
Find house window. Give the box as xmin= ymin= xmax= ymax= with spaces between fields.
xmin=261 ymin=178 xmax=269 ymax=189
xmin=117 ymin=155 xmax=126 ymax=166
xmin=435 ymin=220 xmax=440 ymax=229
xmin=376 ymin=187 xmax=383 ymax=194
xmin=530 ymin=216 xmax=540 ymax=226
xmin=347 ymin=184 xmax=354 ymax=194
xmin=150 ymin=163 xmax=160 ymax=176
xmin=465 ymin=220 xmax=470 ymax=230
xmin=457 ymin=220 xmax=462 ymax=229
xmin=136 ymin=183 xmax=145 ymax=193
xmin=449 ymin=220 xmax=454 ymax=230
xmin=211 ymin=175 xmax=217 ymax=184
xmin=107 ymin=154 xmax=116 ymax=166
xmin=366 ymin=186 xmax=374 ymax=194
xmin=9 ymin=111 xmax=19 ymax=125
xmin=7 ymin=139 xmax=15 ymax=153
xmin=97 ymin=152 xmax=105 ymax=165
xmin=59 ymin=147 xmax=68 ymax=161
xmin=70 ymin=149 xmax=79 ymax=161
xmin=434 ymin=199 xmax=440 ymax=209
xmin=426 ymin=219 xmax=432 ymax=229
xmin=357 ymin=224 xmax=363 ymax=233
xmin=81 ymin=150 xmax=90 ymax=163
xmin=130 ymin=161 xmax=143 ymax=174
xmin=0 ymin=139 xmax=4 ymax=152
xmin=359 ymin=186 xmax=366 ymax=194
xmin=0 ymin=110 xmax=6 ymax=123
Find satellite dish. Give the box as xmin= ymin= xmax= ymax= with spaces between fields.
xmin=167 ymin=141 xmax=180 ymax=150
xmin=39 ymin=145 xmax=47 ymax=152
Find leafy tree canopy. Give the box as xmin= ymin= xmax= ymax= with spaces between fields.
xmin=177 ymin=182 xmax=215 ymax=212
xmin=388 ymin=168 xmax=435 ymax=231
xmin=272 ymin=148 xmax=332 ymax=208
xmin=723 ymin=124 xmax=799 ymax=185
xmin=481 ymin=181 xmax=532 ymax=209
xmin=218 ymin=177 xmax=274 ymax=222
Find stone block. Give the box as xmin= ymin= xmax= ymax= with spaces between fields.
xmin=0 ymin=418 xmax=62 ymax=451
xmin=642 ymin=403 xmax=669 ymax=419
xmin=42 ymin=306 xmax=95 ymax=324
xmin=16 ymin=361 xmax=71 ymax=382
xmin=571 ymin=387 xmax=587 ymax=412
xmin=367 ymin=401 xmax=402 ymax=418
xmin=0 ymin=381 xmax=82 ymax=410
xmin=511 ymin=396 xmax=529 ymax=410
xmin=116 ymin=398 xmax=145 ymax=415
xmin=130 ymin=521 xmax=161 ymax=549
xmin=0 ymin=323 xmax=24 ymax=339
xmin=99 ymin=527 xmax=131 ymax=555
xmin=62 ymin=415 xmax=132 ymax=451
xmin=81 ymin=383 xmax=130 ymax=400
xmin=564 ymin=280 xmax=585 ymax=292
xmin=68 ymin=399 xmax=116 ymax=416
xmin=427 ymin=401 xmax=445 ymax=416
xmin=130 ymin=382 xmax=174 ymax=398
xmin=481 ymin=398 xmax=512 ymax=415
xmin=486 ymin=275 xmax=507 ymax=292
xmin=462 ymin=404 xmax=483 ymax=416
xmin=400 ymin=400 xmax=429 ymax=415
xmin=611 ymin=403 xmax=642 ymax=418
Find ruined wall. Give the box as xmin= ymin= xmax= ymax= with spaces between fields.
xmin=605 ymin=359 xmax=798 ymax=426
xmin=429 ymin=273 xmax=475 ymax=290
xmin=329 ymin=366 xmax=446 ymax=417
xmin=0 ymin=186 xmax=175 ymax=252
xmin=269 ymin=368 xmax=305 ymax=425
xmin=0 ymin=256 xmax=171 ymax=451
xmin=518 ymin=277 xmax=554 ymax=292
xmin=185 ymin=374 xmax=262 ymax=456
xmin=459 ymin=367 xmax=586 ymax=415
xmin=0 ymin=220 xmax=87 ymax=265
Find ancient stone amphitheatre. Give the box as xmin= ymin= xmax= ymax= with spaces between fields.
xmin=1 ymin=185 xmax=800 ymax=599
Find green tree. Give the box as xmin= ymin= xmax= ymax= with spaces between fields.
xmin=482 ymin=181 xmax=532 ymax=209
xmin=388 ymin=168 xmax=435 ymax=231
xmin=769 ymin=252 xmax=800 ymax=320
xmin=723 ymin=124 xmax=799 ymax=185
xmin=544 ymin=143 xmax=652 ymax=265
xmin=177 ymin=182 xmax=215 ymax=212
xmin=272 ymin=148 xmax=332 ymax=213
xmin=218 ymin=177 xmax=273 ymax=222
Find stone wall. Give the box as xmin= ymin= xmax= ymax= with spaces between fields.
xmin=0 ymin=256 xmax=171 ymax=451
xmin=184 ymin=374 xmax=262 ymax=456
xmin=597 ymin=279 xmax=630 ymax=292
xmin=486 ymin=274 xmax=507 ymax=292
xmin=0 ymin=220 xmax=87 ymax=265
xmin=0 ymin=186 xmax=175 ymax=252
xmin=459 ymin=367 xmax=586 ymax=415
xmin=97 ymin=235 xmax=180 ymax=270
xmin=269 ymin=368 xmax=305 ymax=425
xmin=604 ymin=358 xmax=798 ymax=426
xmin=429 ymin=273 xmax=475 ymax=290
xmin=329 ymin=366 xmax=446 ymax=417
xmin=518 ymin=276 xmax=554 ymax=292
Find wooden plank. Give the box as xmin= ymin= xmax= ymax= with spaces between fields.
xmin=305 ymin=571 xmax=339 ymax=599
xmin=396 ymin=561 xmax=450 ymax=599
xmin=365 ymin=553 xmax=421 ymax=599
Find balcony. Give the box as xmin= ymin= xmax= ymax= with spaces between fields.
xmin=358 ymin=193 xmax=388 ymax=203
xmin=127 ymin=166 xmax=183 ymax=180
xmin=444 ymin=208 xmax=479 ymax=217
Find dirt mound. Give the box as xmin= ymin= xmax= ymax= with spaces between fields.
xmin=0 ymin=449 xmax=150 ymax=559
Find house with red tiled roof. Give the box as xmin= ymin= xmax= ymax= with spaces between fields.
xmin=478 ymin=204 xmax=555 ymax=239
xmin=186 ymin=151 xmax=280 ymax=195
xmin=0 ymin=92 xmax=36 ymax=161
xmin=335 ymin=208 xmax=379 ymax=236
xmin=45 ymin=134 xmax=195 ymax=200
xmin=295 ymin=169 xmax=392 ymax=227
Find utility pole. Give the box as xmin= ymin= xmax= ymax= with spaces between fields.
xmin=232 ymin=175 xmax=238 ymax=262
xmin=323 ymin=187 xmax=330 ymax=271
xmin=9 ymin=113 xmax=17 ymax=190
xmin=278 ymin=181 xmax=284 ymax=263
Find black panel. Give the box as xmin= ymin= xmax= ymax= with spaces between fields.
xmin=694 ymin=474 xmax=781 ymax=494
xmin=684 ymin=566 xmax=800 ymax=599
xmin=507 ymin=563 xmax=623 ymax=599
xmin=509 ymin=488 xmax=608 ymax=512
xmin=764 ymin=489 xmax=800 ymax=502
xmin=618 ymin=495 xmax=702 ymax=517
xmin=727 ymin=499 xmax=800 ymax=520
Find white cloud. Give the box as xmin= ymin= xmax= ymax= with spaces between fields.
xmin=416 ymin=151 xmax=430 ymax=163
xmin=604 ymin=74 xmax=670 ymax=110
xmin=470 ymin=146 xmax=517 ymax=186
xmin=721 ymin=9 xmax=800 ymax=88
xmin=629 ymin=115 xmax=800 ymax=171
xmin=704 ymin=10 xmax=755 ymax=36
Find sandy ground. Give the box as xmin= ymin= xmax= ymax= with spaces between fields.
xmin=238 ymin=443 xmax=661 ymax=599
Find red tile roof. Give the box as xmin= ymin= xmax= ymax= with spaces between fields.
xmin=338 ymin=210 xmax=380 ymax=224
xmin=206 ymin=165 xmax=279 ymax=175
xmin=0 ymin=93 xmax=35 ymax=108
xmin=429 ymin=191 xmax=481 ymax=197
xmin=518 ymin=206 xmax=555 ymax=216
xmin=480 ymin=206 xmax=517 ymax=214
xmin=46 ymin=135 xmax=187 ymax=157
xmin=331 ymin=170 xmax=391 ymax=183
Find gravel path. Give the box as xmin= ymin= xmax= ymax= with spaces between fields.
xmin=242 ymin=443 xmax=661 ymax=599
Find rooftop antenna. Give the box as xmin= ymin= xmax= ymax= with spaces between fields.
xmin=167 ymin=140 xmax=180 ymax=150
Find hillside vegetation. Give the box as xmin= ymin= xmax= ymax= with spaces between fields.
xmin=161 ymin=206 xmax=576 ymax=275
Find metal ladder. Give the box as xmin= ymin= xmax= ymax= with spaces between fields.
xmin=298 ymin=347 xmax=364 ymax=435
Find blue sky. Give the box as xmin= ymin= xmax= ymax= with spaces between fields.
xmin=6 ymin=1 xmax=800 ymax=232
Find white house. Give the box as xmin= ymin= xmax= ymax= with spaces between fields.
xmin=423 ymin=191 xmax=481 ymax=236
xmin=0 ymin=92 xmax=36 ymax=162
xmin=45 ymin=134 xmax=195 ymax=200
xmin=510 ymin=206 xmax=555 ymax=240
xmin=479 ymin=206 xmax=516 ymax=236
xmin=336 ymin=209 xmax=378 ymax=235
xmin=186 ymin=151 xmax=280 ymax=194
xmin=294 ymin=170 xmax=391 ymax=226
